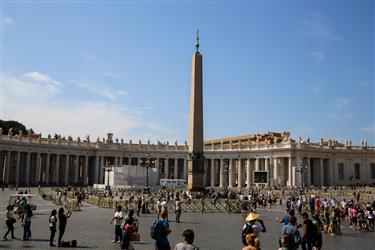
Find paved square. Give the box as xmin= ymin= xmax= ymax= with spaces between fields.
xmin=1 ymin=189 xmax=375 ymax=249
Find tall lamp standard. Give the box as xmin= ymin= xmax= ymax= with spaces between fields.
xmin=140 ymin=153 xmax=155 ymax=192
xmin=103 ymin=160 xmax=113 ymax=190
xmin=295 ymin=160 xmax=307 ymax=188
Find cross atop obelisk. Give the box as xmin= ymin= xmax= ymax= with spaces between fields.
xmin=187 ymin=30 xmax=205 ymax=190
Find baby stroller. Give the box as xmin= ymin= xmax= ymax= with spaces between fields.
xmin=357 ymin=212 xmax=369 ymax=231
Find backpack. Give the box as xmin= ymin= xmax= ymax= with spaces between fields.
xmin=281 ymin=226 xmax=301 ymax=250
xmin=241 ymin=222 xmax=254 ymax=245
xmin=151 ymin=220 xmax=166 ymax=240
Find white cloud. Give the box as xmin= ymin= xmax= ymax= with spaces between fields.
xmin=309 ymin=50 xmax=325 ymax=61
xmin=2 ymin=73 xmax=139 ymax=139
xmin=3 ymin=16 xmax=14 ymax=27
xmin=362 ymin=124 xmax=375 ymax=133
xmin=82 ymin=53 xmax=106 ymax=65
xmin=23 ymin=71 xmax=60 ymax=85
xmin=2 ymin=73 xmax=182 ymax=142
xmin=105 ymin=71 xmax=120 ymax=78
xmin=295 ymin=11 xmax=339 ymax=40
xmin=74 ymin=79 xmax=128 ymax=102
xmin=330 ymin=98 xmax=353 ymax=120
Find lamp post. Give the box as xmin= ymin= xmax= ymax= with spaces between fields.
xmin=103 ymin=161 xmax=113 ymax=190
xmin=140 ymin=153 xmax=155 ymax=191
xmin=295 ymin=160 xmax=307 ymax=188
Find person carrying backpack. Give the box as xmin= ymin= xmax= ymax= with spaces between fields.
xmin=242 ymin=212 xmax=266 ymax=246
xmin=121 ymin=210 xmax=138 ymax=250
xmin=151 ymin=211 xmax=171 ymax=250
xmin=280 ymin=216 xmax=301 ymax=250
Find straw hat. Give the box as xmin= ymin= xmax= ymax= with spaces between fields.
xmin=246 ymin=212 xmax=260 ymax=222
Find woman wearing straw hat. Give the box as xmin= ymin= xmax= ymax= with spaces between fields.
xmin=242 ymin=212 xmax=266 ymax=246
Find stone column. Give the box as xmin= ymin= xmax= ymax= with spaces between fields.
xmin=5 ymin=151 xmax=11 ymax=183
xmin=238 ymin=159 xmax=243 ymax=188
xmin=183 ymin=159 xmax=187 ymax=181
xmin=210 ymin=159 xmax=215 ymax=187
xmin=36 ymin=153 xmax=41 ymax=184
xmin=99 ymin=157 xmax=104 ymax=184
xmin=306 ymin=157 xmax=311 ymax=187
xmin=174 ymin=158 xmax=178 ymax=179
xmin=273 ymin=158 xmax=278 ymax=186
xmin=246 ymin=159 xmax=252 ymax=187
xmin=228 ymin=159 xmax=234 ymax=188
xmin=94 ymin=156 xmax=99 ymax=184
xmin=45 ymin=153 xmax=50 ymax=184
xmin=25 ymin=152 xmax=31 ymax=185
xmin=84 ymin=156 xmax=89 ymax=185
xmin=264 ymin=158 xmax=269 ymax=186
xmin=330 ymin=158 xmax=335 ymax=185
xmin=155 ymin=158 xmax=160 ymax=182
xmin=320 ymin=158 xmax=324 ymax=186
xmin=164 ymin=159 xmax=169 ymax=179
xmin=65 ymin=155 xmax=70 ymax=185
xmin=74 ymin=155 xmax=79 ymax=184
xmin=15 ymin=151 xmax=21 ymax=185
xmin=55 ymin=154 xmax=60 ymax=185
xmin=288 ymin=157 xmax=293 ymax=187
xmin=255 ymin=158 xmax=260 ymax=171
xmin=219 ymin=158 xmax=225 ymax=187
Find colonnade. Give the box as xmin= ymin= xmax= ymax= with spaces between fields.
xmin=0 ymin=150 xmax=188 ymax=186
xmin=1 ymin=148 xmax=374 ymax=187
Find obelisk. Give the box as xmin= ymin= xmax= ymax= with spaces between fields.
xmin=187 ymin=30 xmax=205 ymax=190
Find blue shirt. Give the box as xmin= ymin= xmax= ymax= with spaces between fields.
xmin=155 ymin=219 xmax=169 ymax=245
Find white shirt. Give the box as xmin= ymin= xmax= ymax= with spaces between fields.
xmin=114 ymin=211 xmax=123 ymax=226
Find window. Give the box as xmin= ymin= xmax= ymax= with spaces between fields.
xmin=338 ymin=163 xmax=344 ymax=180
xmin=354 ymin=163 xmax=360 ymax=179
xmin=371 ymin=163 xmax=375 ymax=179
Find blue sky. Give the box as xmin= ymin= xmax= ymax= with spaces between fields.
xmin=1 ymin=1 xmax=374 ymax=145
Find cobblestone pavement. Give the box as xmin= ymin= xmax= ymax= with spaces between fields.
xmin=1 ymin=188 xmax=375 ymax=250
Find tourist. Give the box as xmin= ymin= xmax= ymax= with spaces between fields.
xmin=58 ymin=207 xmax=72 ymax=247
xmin=22 ymin=204 xmax=33 ymax=241
xmin=275 ymin=209 xmax=291 ymax=225
xmin=121 ymin=210 xmax=138 ymax=250
xmin=151 ymin=211 xmax=172 ymax=250
xmin=309 ymin=195 xmax=315 ymax=215
xmin=3 ymin=205 xmax=16 ymax=240
xmin=136 ymin=196 xmax=142 ymax=216
xmin=311 ymin=214 xmax=323 ymax=250
xmin=49 ymin=209 xmax=57 ymax=246
xmin=175 ymin=229 xmax=199 ymax=250
xmin=280 ymin=216 xmax=301 ymax=250
xmin=242 ymin=233 xmax=260 ymax=250
xmin=301 ymin=212 xmax=313 ymax=250
xmin=242 ymin=212 xmax=266 ymax=246
xmin=366 ymin=205 xmax=374 ymax=229
xmin=111 ymin=205 xmax=124 ymax=243
xmin=175 ymin=198 xmax=183 ymax=223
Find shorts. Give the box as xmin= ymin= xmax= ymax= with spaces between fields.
xmin=352 ymin=217 xmax=357 ymax=224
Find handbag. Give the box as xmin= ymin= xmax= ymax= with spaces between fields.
xmin=10 ymin=217 xmax=16 ymax=224
xmin=130 ymin=233 xmax=140 ymax=241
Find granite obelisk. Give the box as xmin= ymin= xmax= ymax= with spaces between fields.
xmin=187 ymin=30 xmax=205 ymax=190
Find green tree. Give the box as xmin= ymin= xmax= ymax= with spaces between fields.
xmin=0 ymin=120 xmax=29 ymax=135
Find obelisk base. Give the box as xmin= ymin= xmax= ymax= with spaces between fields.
xmin=187 ymin=159 xmax=205 ymax=191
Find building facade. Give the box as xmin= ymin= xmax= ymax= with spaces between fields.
xmin=1 ymin=131 xmax=374 ymax=187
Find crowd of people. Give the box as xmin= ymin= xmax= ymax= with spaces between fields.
xmin=239 ymin=188 xmax=375 ymax=250
xmin=3 ymin=185 xmax=375 ymax=249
